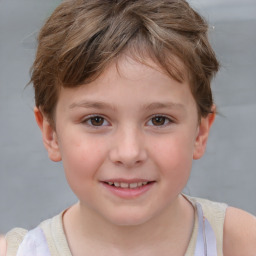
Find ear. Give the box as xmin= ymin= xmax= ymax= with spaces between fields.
xmin=34 ymin=107 xmax=62 ymax=162
xmin=193 ymin=106 xmax=216 ymax=160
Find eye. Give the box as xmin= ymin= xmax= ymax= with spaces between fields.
xmin=83 ymin=116 xmax=109 ymax=127
xmin=147 ymin=115 xmax=173 ymax=126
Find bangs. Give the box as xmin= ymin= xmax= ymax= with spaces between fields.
xmin=57 ymin=26 xmax=188 ymax=88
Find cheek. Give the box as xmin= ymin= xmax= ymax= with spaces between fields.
xmin=59 ymin=136 xmax=107 ymax=190
xmin=150 ymin=135 xmax=194 ymax=178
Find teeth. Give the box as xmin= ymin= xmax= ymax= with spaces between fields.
xmin=120 ymin=182 xmax=129 ymax=188
xmin=114 ymin=182 xmax=120 ymax=187
xmin=138 ymin=182 xmax=143 ymax=187
xmin=107 ymin=181 xmax=150 ymax=188
xmin=129 ymin=183 xmax=138 ymax=189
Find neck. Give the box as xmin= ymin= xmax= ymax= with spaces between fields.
xmin=63 ymin=195 xmax=194 ymax=255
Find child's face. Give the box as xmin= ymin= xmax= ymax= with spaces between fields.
xmin=36 ymin=56 xmax=214 ymax=226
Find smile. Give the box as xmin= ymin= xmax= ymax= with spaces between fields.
xmin=106 ymin=181 xmax=151 ymax=189
xmin=101 ymin=180 xmax=155 ymax=199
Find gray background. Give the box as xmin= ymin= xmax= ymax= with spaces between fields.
xmin=0 ymin=0 xmax=255 ymax=233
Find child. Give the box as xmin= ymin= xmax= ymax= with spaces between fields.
xmin=2 ymin=0 xmax=256 ymax=255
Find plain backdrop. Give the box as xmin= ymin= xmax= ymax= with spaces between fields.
xmin=0 ymin=0 xmax=256 ymax=233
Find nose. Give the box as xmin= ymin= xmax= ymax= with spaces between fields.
xmin=109 ymin=126 xmax=147 ymax=168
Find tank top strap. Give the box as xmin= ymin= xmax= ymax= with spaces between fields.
xmin=195 ymin=202 xmax=217 ymax=256
xmin=16 ymin=227 xmax=51 ymax=256
xmin=15 ymin=201 xmax=218 ymax=256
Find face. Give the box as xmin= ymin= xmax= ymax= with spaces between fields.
xmin=36 ymin=56 xmax=214 ymax=226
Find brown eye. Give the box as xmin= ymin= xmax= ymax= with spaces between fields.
xmin=89 ymin=116 xmax=105 ymax=126
xmin=151 ymin=116 xmax=167 ymax=126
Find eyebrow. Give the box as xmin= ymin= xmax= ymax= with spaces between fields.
xmin=69 ymin=100 xmax=185 ymax=112
xmin=143 ymin=102 xmax=185 ymax=111
xmin=69 ymin=101 xmax=117 ymax=111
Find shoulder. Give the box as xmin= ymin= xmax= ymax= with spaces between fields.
xmin=185 ymin=195 xmax=228 ymax=231
xmin=5 ymin=228 xmax=28 ymax=255
xmin=0 ymin=235 xmax=7 ymax=256
xmin=186 ymin=195 xmax=227 ymax=225
xmin=191 ymin=196 xmax=227 ymax=211
xmin=223 ymin=207 xmax=256 ymax=256
xmin=185 ymin=195 xmax=228 ymax=213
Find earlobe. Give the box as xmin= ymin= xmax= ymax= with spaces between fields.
xmin=34 ymin=107 xmax=62 ymax=162
xmin=193 ymin=107 xmax=216 ymax=160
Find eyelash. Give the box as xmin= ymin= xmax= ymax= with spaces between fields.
xmin=146 ymin=115 xmax=174 ymax=127
xmin=82 ymin=115 xmax=174 ymax=128
xmin=82 ymin=115 xmax=110 ymax=127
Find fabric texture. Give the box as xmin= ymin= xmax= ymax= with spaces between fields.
xmin=5 ymin=228 xmax=27 ymax=256
xmin=5 ymin=196 xmax=227 ymax=256
xmin=184 ymin=196 xmax=228 ymax=256
xmin=16 ymin=227 xmax=51 ymax=256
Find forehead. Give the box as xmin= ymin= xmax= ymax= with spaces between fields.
xmin=117 ymin=49 xmax=189 ymax=82
xmin=57 ymin=55 xmax=196 ymax=113
xmin=101 ymin=53 xmax=189 ymax=86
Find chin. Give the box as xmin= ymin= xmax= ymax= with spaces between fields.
xmin=103 ymin=210 xmax=154 ymax=227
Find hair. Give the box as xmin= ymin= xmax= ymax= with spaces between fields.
xmin=30 ymin=0 xmax=219 ymax=123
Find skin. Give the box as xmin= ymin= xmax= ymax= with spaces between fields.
xmin=223 ymin=207 xmax=256 ymax=256
xmin=0 ymin=236 xmax=6 ymax=256
xmin=2 ymin=56 xmax=255 ymax=255
xmin=35 ymin=56 xmax=256 ymax=255
xmin=35 ymin=56 xmax=215 ymax=255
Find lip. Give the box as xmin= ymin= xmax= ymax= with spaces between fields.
xmin=103 ymin=178 xmax=153 ymax=183
xmin=100 ymin=179 xmax=156 ymax=199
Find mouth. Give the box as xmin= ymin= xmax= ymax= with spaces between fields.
xmin=103 ymin=181 xmax=154 ymax=189
xmin=101 ymin=179 xmax=156 ymax=199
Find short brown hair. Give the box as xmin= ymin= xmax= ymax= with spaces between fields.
xmin=31 ymin=0 xmax=219 ymax=122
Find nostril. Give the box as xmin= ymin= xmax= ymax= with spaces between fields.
xmin=114 ymin=159 xmax=144 ymax=168
xmin=109 ymin=144 xmax=147 ymax=167
xmin=115 ymin=160 xmax=123 ymax=166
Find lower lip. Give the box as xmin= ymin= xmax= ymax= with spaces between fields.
xmin=101 ymin=182 xmax=155 ymax=199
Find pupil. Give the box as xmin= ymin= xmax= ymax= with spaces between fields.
xmin=92 ymin=117 xmax=104 ymax=126
xmin=153 ymin=117 xmax=165 ymax=125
